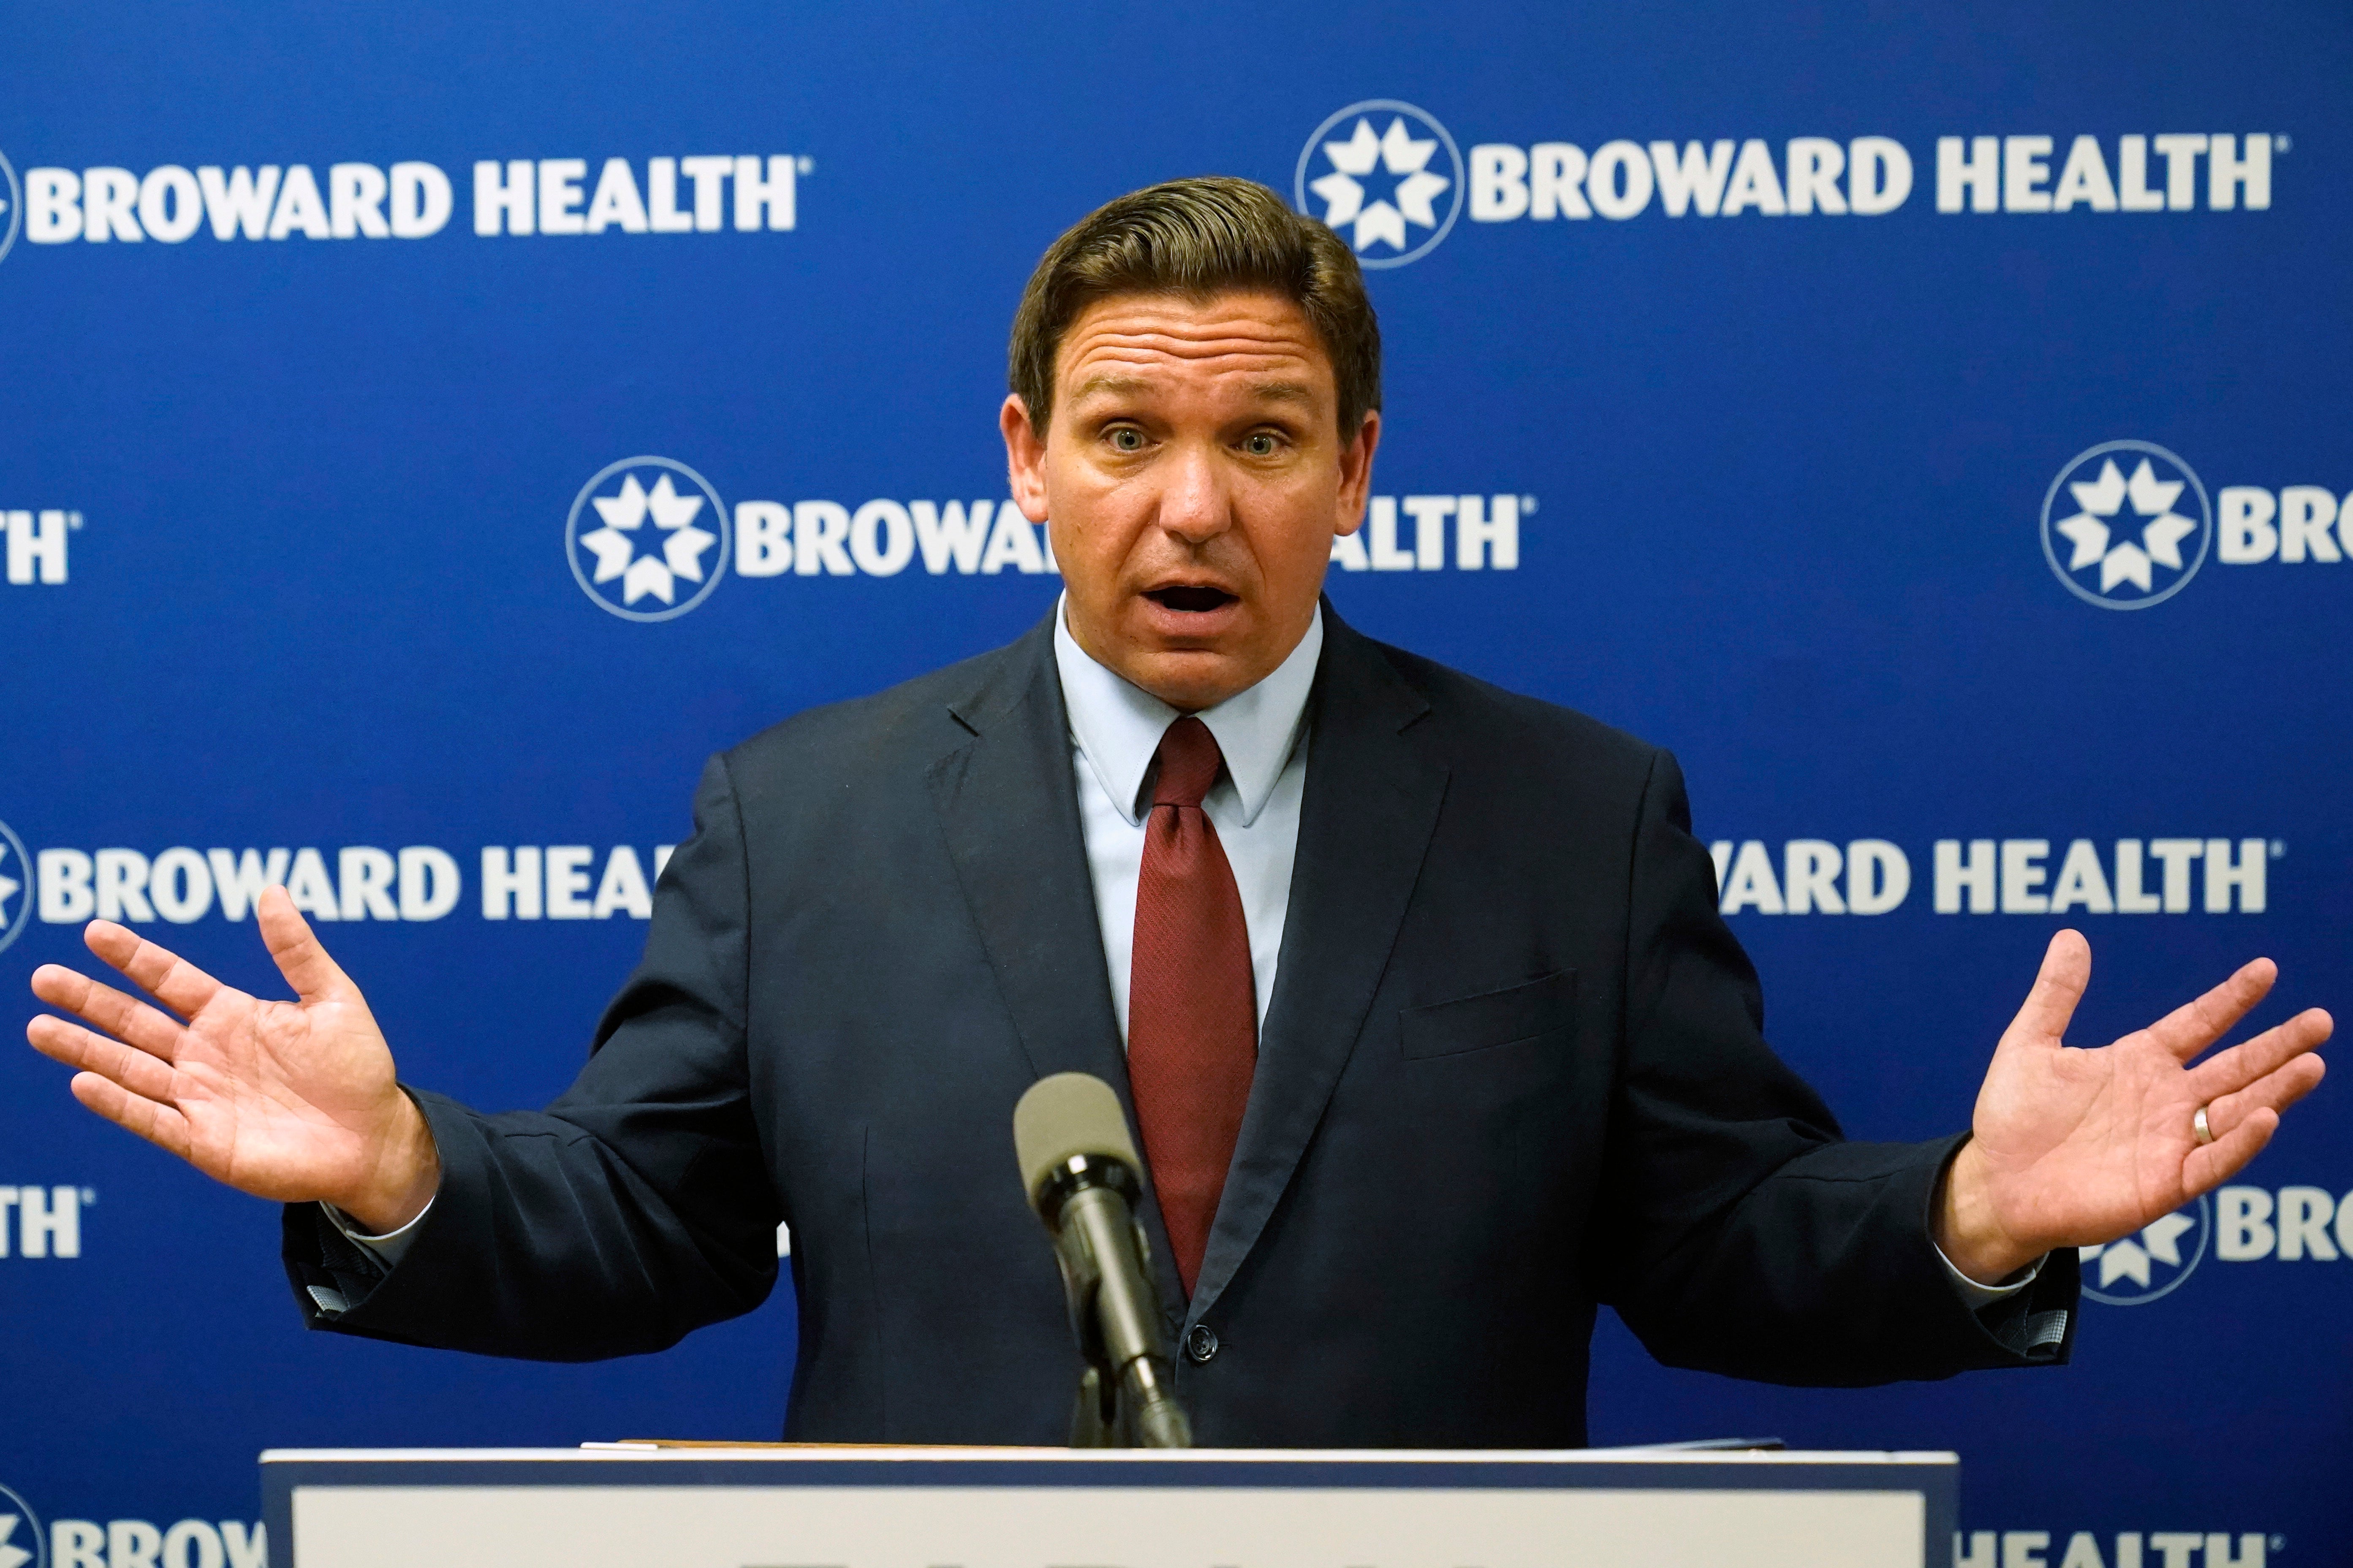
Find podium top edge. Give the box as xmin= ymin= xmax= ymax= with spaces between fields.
xmin=260 ymin=1446 xmax=1959 ymax=1467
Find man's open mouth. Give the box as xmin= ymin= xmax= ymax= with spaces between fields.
xmin=1145 ymin=585 xmax=1239 ymax=613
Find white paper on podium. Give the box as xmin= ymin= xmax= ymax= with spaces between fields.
xmin=265 ymin=1446 xmax=1954 ymax=1568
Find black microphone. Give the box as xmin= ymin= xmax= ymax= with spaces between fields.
xmin=1013 ymin=1072 xmax=1193 ymax=1449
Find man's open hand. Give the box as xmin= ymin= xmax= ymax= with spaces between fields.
xmin=1937 ymin=930 xmax=2330 ymax=1284
xmin=24 ymin=886 xmax=440 ymax=1233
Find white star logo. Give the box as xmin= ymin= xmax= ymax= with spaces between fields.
xmin=2081 ymin=1210 xmax=2198 ymax=1290
xmin=1295 ymin=102 xmax=1463 ymax=268
xmin=576 ymin=472 xmax=718 ymax=606
xmin=0 ymin=1512 xmax=31 ymax=1568
xmin=2053 ymin=456 xmax=2201 ymax=594
xmin=1310 ymin=116 xmax=1453 ymax=254
xmin=565 ymin=457 xmax=733 ymax=622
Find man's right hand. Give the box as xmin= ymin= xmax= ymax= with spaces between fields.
xmin=24 ymin=886 xmax=440 ymax=1234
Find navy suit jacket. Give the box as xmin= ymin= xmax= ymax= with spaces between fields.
xmin=288 ymin=605 xmax=2076 ymax=1446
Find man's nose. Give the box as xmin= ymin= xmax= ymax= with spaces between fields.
xmin=1153 ymin=442 xmax=1233 ymax=545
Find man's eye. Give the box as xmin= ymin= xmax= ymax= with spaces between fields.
xmin=1108 ymin=428 xmax=1145 ymax=452
xmin=1243 ymin=433 xmax=1280 ymax=457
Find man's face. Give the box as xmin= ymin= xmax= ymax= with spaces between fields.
xmin=1003 ymin=290 xmax=1379 ymax=711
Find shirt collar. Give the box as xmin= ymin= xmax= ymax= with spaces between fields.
xmin=1053 ymin=595 xmax=1322 ymax=830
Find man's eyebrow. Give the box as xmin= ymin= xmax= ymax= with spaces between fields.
xmin=1242 ymin=379 xmax=1318 ymax=408
xmin=1070 ymin=373 xmax=1154 ymax=401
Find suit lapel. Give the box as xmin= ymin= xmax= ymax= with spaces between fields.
xmin=1186 ymin=607 xmax=1450 ymax=1323
xmin=927 ymin=614 xmax=1190 ymax=1318
xmin=928 ymin=613 xmax=1128 ymax=1091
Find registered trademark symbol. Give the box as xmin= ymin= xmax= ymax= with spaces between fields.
xmin=68 ymin=511 xmax=84 ymax=530
xmin=2273 ymin=136 xmax=2291 ymax=154
xmin=80 ymin=1188 xmax=96 ymax=1204
xmin=2270 ymin=840 xmax=2286 ymax=859
xmin=1521 ymin=495 xmax=1537 ymax=513
xmin=2271 ymin=1535 xmax=2286 ymax=1551
xmin=797 ymin=156 xmax=815 ymax=175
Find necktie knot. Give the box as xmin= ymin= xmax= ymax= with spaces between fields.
xmin=1151 ymin=716 xmax=1224 ymax=810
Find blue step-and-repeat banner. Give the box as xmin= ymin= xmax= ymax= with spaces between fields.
xmin=3 ymin=3 xmax=2346 ymax=1563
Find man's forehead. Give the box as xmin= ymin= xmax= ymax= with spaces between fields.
xmin=1056 ymin=291 xmax=1335 ymax=399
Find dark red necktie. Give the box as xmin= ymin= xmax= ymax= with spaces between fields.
xmin=1126 ymin=716 xmax=1258 ymax=1297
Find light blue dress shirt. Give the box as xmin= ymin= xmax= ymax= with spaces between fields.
xmin=1053 ymin=597 xmax=1321 ymax=1042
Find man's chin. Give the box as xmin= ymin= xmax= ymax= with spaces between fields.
xmin=1114 ymin=643 xmax=1262 ymax=713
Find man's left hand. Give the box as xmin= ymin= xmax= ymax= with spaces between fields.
xmin=1936 ymin=930 xmax=2331 ymax=1285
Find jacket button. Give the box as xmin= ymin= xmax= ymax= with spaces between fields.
xmin=1185 ymin=1324 xmax=1219 ymax=1364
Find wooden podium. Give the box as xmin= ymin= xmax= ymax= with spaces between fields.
xmin=260 ymin=1445 xmax=1956 ymax=1567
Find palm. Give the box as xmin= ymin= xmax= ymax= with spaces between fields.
xmin=155 ymin=981 xmax=397 ymax=1202
xmin=1965 ymin=932 xmax=2330 ymax=1259
xmin=25 ymin=887 xmax=421 ymax=1216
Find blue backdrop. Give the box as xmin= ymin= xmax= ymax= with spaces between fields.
xmin=3 ymin=4 xmax=2346 ymax=1564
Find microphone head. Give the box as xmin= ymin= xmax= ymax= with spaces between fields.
xmin=1013 ymin=1072 xmax=1141 ymax=1207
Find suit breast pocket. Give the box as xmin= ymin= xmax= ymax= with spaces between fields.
xmin=1398 ymin=971 xmax=1576 ymax=1061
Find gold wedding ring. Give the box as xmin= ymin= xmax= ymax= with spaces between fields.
xmin=2192 ymin=1104 xmax=2215 ymax=1146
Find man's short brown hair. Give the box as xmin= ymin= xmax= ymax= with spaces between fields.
xmin=1009 ymin=176 xmax=1382 ymax=440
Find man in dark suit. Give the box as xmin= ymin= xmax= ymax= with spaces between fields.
xmin=25 ymin=178 xmax=2330 ymax=1447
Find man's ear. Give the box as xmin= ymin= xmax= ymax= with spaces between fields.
xmin=1002 ymin=395 xmax=1051 ymax=524
xmin=1333 ymin=410 xmax=1382 ymax=538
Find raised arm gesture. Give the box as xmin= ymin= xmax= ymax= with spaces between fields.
xmin=24 ymin=886 xmax=440 ymax=1233
xmin=1935 ymin=930 xmax=2330 ymax=1283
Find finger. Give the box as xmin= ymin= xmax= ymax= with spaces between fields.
xmin=2206 ymin=1051 xmax=2328 ymax=1137
xmin=2006 ymin=929 xmax=2091 ymax=1043
xmin=84 ymin=919 xmax=226 ymax=1019
xmin=2146 ymin=955 xmax=2277 ymax=1063
xmin=68 ymin=1070 xmax=195 ymax=1162
xmin=258 ymin=886 xmax=353 ymax=1004
xmin=27 ymin=1015 xmax=182 ymax=1101
xmin=2188 ymin=1006 xmax=2332 ymax=1101
xmin=28 ymin=964 xmax=192 ymax=1060
xmin=2184 ymin=1105 xmax=2278 ymax=1196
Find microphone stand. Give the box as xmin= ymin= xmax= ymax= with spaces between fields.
xmin=1033 ymin=1153 xmax=1193 ymax=1449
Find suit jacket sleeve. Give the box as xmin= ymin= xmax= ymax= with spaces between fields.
xmin=280 ymin=754 xmax=782 ymax=1360
xmin=1589 ymin=748 xmax=2077 ymax=1384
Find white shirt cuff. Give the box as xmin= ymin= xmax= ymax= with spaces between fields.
xmin=1934 ymin=1237 xmax=2045 ymax=1309
xmin=321 ymin=1194 xmax=435 ymax=1269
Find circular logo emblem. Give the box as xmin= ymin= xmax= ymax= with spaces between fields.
xmin=2079 ymin=1194 xmax=2211 ymax=1306
xmin=2041 ymin=440 xmax=2211 ymax=610
xmin=565 ymin=456 xmax=730 ymax=622
xmin=0 ymin=1480 xmax=48 ymax=1568
xmin=1295 ymin=100 xmax=1464 ymax=269
xmin=0 ymin=819 xmax=32 ymax=957
xmin=0 ymin=151 xmax=21 ymax=267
